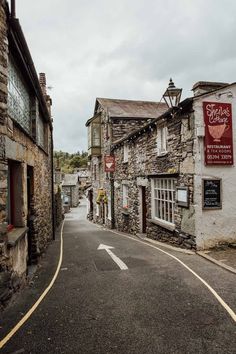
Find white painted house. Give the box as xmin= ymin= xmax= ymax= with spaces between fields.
xmin=193 ymin=82 xmax=236 ymax=249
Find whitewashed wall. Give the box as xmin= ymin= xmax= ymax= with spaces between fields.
xmin=193 ymin=84 xmax=236 ymax=249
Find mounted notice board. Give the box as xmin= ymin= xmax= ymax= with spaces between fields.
xmin=202 ymin=179 xmax=222 ymax=210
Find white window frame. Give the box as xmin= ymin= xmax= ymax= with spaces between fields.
xmin=122 ymin=184 xmax=129 ymax=209
xmin=123 ymin=143 xmax=129 ymax=163
xmin=157 ymin=126 xmax=168 ymax=156
xmin=151 ymin=178 xmax=175 ymax=228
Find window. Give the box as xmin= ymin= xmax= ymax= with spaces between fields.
xmin=123 ymin=143 xmax=129 ymax=163
xmin=157 ymin=127 xmax=168 ymax=156
xmin=151 ymin=178 xmax=176 ymax=226
xmin=87 ymin=116 xmax=101 ymax=157
xmin=8 ymin=58 xmax=31 ymax=134
xmin=122 ymin=184 xmax=129 ymax=209
xmin=37 ymin=115 xmax=47 ymax=150
xmin=7 ymin=160 xmax=24 ymax=229
xmin=92 ymin=122 xmax=101 ymax=146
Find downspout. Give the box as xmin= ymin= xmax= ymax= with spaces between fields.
xmin=110 ymin=171 xmax=115 ymax=229
xmin=110 ymin=143 xmax=115 ymax=229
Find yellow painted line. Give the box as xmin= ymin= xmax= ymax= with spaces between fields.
xmin=0 ymin=220 xmax=65 ymax=349
xmin=108 ymin=228 xmax=236 ymax=323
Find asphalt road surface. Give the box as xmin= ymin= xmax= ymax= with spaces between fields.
xmin=1 ymin=199 xmax=236 ymax=354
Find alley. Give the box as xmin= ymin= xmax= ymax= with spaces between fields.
xmin=1 ymin=200 xmax=236 ymax=354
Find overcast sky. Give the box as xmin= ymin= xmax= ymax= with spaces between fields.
xmin=17 ymin=0 xmax=236 ymax=153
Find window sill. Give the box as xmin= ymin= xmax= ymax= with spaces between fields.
xmin=7 ymin=227 xmax=29 ymax=247
xmin=147 ymin=218 xmax=175 ymax=231
xmin=157 ymin=152 xmax=168 ymax=158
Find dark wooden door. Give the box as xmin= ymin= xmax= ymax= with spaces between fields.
xmin=27 ymin=166 xmax=34 ymax=264
xmin=142 ymin=186 xmax=147 ymax=233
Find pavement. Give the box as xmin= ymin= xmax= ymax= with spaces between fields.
xmin=140 ymin=236 xmax=236 ymax=275
xmin=197 ymin=245 xmax=236 ymax=275
xmin=112 ymin=229 xmax=236 ymax=276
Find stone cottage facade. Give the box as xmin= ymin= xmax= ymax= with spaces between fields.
xmin=86 ymin=97 xmax=167 ymax=224
xmin=61 ymin=174 xmax=80 ymax=208
xmin=87 ymin=82 xmax=236 ymax=250
xmin=0 ymin=1 xmax=54 ymax=307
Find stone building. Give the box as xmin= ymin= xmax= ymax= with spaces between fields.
xmin=61 ymin=174 xmax=80 ymax=208
xmin=86 ymin=97 xmax=167 ymax=223
xmin=87 ymin=81 xmax=236 ymax=250
xmin=112 ymin=81 xmax=236 ymax=250
xmin=77 ymin=168 xmax=91 ymax=189
xmin=0 ymin=1 xmax=54 ymax=307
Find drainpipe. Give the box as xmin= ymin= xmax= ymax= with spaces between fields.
xmin=110 ymin=147 xmax=115 ymax=230
xmin=110 ymin=172 xmax=115 ymax=229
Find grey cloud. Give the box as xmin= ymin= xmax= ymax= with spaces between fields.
xmin=16 ymin=0 xmax=236 ymax=152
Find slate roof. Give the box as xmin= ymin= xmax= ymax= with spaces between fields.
xmin=62 ymin=174 xmax=78 ymax=186
xmin=77 ymin=170 xmax=90 ymax=178
xmin=95 ymin=98 xmax=168 ymax=119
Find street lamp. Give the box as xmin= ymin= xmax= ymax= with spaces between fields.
xmin=162 ymin=78 xmax=182 ymax=108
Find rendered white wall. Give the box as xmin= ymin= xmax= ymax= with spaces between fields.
xmin=193 ymin=85 xmax=236 ymax=249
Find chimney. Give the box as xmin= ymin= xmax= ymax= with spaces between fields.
xmin=11 ymin=0 xmax=16 ymax=18
xmin=39 ymin=73 xmax=52 ymax=118
xmin=192 ymin=81 xmax=229 ymax=97
xmin=39 ymin=72 xmax=47 ymax=96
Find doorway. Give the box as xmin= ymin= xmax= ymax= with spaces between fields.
xmin=27 ymin=165 xmax=34 ymax=265
xmin=140 ymin=186 xmax=147 ymax=234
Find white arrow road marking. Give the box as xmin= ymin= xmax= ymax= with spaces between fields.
xmin=97 ymin=244 xmax=128 ymax=270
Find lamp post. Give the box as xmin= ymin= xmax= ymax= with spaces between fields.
xmin=162 ymin=78 xmax=182 ymax=108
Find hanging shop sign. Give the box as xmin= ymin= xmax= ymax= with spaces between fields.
xmin=203 ymin=102 xmax=233 ymax=165
xmin=104 ymin=155 xmax=115 ymax=172
xmin=202 ymin=179 xmax=222 ymax=209
xmin=96 ymin=189 xmax=106 ymax=204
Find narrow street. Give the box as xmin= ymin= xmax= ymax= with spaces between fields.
xmin=1 ymin=199 xmax=236 ymax=354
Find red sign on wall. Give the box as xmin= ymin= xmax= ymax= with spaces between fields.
xmin=104 ymin=155 xmax=115 ymax=172
xmin=203 ymin=102 xmax=233 ymax=165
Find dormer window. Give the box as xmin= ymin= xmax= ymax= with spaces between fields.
xmin=157 ymin=126 xmax=168 ymax=156
xmin=123 ymin=143 xmax=129 ymax=163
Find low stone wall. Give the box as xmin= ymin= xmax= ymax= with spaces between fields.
xmin=146 ymin=222 xmax=196 ymax=249
xmin=0 ymin=232 xmax=28 ymax=309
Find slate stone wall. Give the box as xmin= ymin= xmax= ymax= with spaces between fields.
xmin=54 ymin=186 xmax=63 ymax=228
xmin=0 ymin=2 xmax=54 ymax=308
xmin=89 ymin=104 xmax=152 ymax=224
xmin=112 ymin=113 xmax=196 ymax=249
